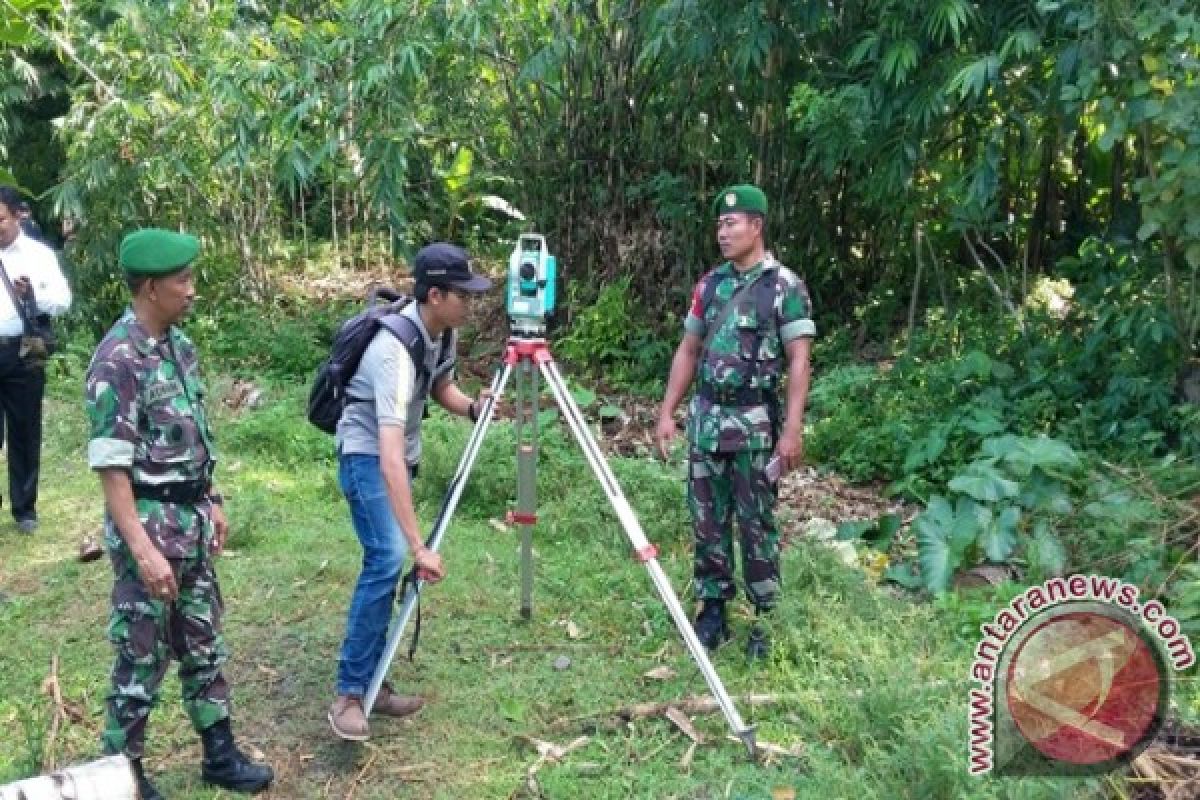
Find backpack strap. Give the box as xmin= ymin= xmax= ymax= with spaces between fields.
xmin=699 ymin=264 xmax=777 ymax=358
xmin=434 ymin=327 xmax=454 ymax=374
xmin=380 ymin=314 xmax=430 ymax=382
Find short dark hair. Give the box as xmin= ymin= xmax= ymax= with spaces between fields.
xmin=0 ymin=186 xmax=24 ymax=214
xmin=414 ymin=282 xmax=454 ymax=303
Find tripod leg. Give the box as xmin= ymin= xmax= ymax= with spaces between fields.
xmin=537 ymin=358 xmax=758 ymax=756
xmin=363 ymin=363 xmax=512 ymax=717
xmin=514 ymin=357 xmax=540 ymax=618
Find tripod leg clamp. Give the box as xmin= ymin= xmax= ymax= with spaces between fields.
xmin=507 ymin=511 xmax=537 ymax=526
xmin=633 ymin=544 xmax=659 ymax=562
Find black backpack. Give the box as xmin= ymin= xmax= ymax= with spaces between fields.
xmin=307 ymin=288 xmax=451 ymax=434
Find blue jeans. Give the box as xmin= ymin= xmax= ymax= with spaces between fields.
xmin=336 ymin=454 xmax=413 ymax=697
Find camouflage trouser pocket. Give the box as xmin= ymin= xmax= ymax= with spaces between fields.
xmin=108 ymin=601 xmax=167 ymax=669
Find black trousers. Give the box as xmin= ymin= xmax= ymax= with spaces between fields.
xmin=0 ymin=340 xmax=45 ymax=521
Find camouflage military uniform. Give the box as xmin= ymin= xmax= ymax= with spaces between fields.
xmin=683 ymin=257 xmax=815 ymax=608
xmin=85 ymin=309 xmax=229 ymax=759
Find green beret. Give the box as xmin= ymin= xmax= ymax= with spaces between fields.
xmin=713 ymin=184 xmax=768 ymax=218
xmin=119 ymin=228 xmax=200 ymax=276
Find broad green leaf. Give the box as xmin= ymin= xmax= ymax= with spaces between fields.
xmin=963 ymin=408 xmax=1005 ymax=436
xmin=903 ymin=429 xmax=947 ymax=472
xmin=981 ymin=436 xmax=1081 ymax=476
xmin=1026 ymin=521 xmax=1067 ymax=577
xmin=1017 ymin=478 xmax=1073 ymax=514
xmin=949 ymin=464 xmax=1019 ymax=502
xmin=884 ymin=563 xmax=922 ymax=590
xmin=0 ymin=18 xmax=32 ymax=46
xmin=916 ymin=518 xmax=957 ymax=594
xmin=917 ymin=495 xmax=955 ymax=535
xmin=954 ymin=350 xmax=992 ymax=381
xmin=875 ymin=513 xmax=903 ymax=551
xmin=914 ymin=495 xmax=975 ymax=592
xmin=979 ymin=505 xmax=1020 ymax=563
xmin=569 ymin=387 xmax=596 ymax=408
xmin=445 ymin=146 xmax=474 ymax=196
xmin=840 ymin=513 xmax=903 ymax=551
xmin=951 ymin=496 xmax=987 ymax=555
xmin=598 ymin=404 xmax=623 ymax=420
xmin=1186 ymin=243 xmax=1200 ymax=269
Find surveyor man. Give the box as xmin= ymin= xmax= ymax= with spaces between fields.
xmin=329 ymin=241 xmax=492 ymax=741
xmin=655 ymin=184 xmax=815 ymax=660
xmin=85 ymin=228 xmax=273 ymax=799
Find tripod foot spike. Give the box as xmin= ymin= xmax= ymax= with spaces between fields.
xmin=737 ymin=726 xmax=758 ymax=759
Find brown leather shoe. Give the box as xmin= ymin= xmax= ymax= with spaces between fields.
xmin=78 ymin=536 xmax=104 ymax=563
xmin=328 ymin=695 xmax=369 ymax=741
xmin=375 ymin=683 xmax=425 ymax=718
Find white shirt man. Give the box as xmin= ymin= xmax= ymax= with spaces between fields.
xmin=0 ymin=229 xmax=72 ymax=335
xmin=0 ymin=191 xmax=72 ymax=532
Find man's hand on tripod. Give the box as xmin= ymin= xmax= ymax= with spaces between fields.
xmin=413 ymin=546 xmax=445 ymax=583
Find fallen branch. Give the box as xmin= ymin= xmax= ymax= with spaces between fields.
xmin=343 ymin=750 xmax=377 ymax=800
xmin=664 ymin=707 xmax=703 ymax=744
xmin=730 ymin=735 xmax=804 ymax=761
xmin=547 ymin=693 xmax=785 ymax=730
xmin=40 ymin=654 xmax=67 ymax=772
xmin=514 ymin=735 xmax=590 ymax=798
xmin=383 ymin=757 xmax=505 ymax=778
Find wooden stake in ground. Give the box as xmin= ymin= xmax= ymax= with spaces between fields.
xmin=0 ymin=755 xmax=136 ymax=800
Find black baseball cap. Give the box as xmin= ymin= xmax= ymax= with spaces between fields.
xmin=413 ymin=242 xmax=492 ymax=292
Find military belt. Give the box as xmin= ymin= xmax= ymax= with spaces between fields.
xmin=696 ymin=384 xmax=775 ymax=407
xmin=132 ymin=481 xmax=211 ymax=504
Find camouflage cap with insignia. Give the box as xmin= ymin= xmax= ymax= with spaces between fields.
xmin=119 ymin=228 xmax=200 ymax=276
xmin=713 ymin=184 xmax=768 ymax=218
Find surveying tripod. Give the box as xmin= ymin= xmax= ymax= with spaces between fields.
xmin=363 ymin=335 xmax=757 ymax=755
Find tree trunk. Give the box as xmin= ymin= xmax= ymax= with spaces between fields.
xmin=907 ymin=221 xmax=925 ymax=351
xmin=1026 ymin=120 xmax=1058 ymax=274
xmin=0 ymin=756 xmax=136 ymax=800
xmin=1109 ymin=138 xmax=1125 ymax=227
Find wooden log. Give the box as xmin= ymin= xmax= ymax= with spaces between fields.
xmin=0 ymin=755 xmax=136 ymax=800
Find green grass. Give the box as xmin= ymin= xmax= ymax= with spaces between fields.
xmin=0 ymin=374 xmax=1116 ymax=798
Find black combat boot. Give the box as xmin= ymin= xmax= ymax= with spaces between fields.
xmin=131 ymin=758 xmax=165 ymax=800
xmin=199 ymin=718 xmax=273 ymax=793
xmin=746 ymin=606 xmax=772 ymax=661
xmin=693 ymin=599 xmax=730 ymax=651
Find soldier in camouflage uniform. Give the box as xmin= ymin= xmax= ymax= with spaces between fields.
xmin=656 ymin=184 xmax=815 ymax=660
xmin=85 ymin=229 xmax=273 ymax=800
